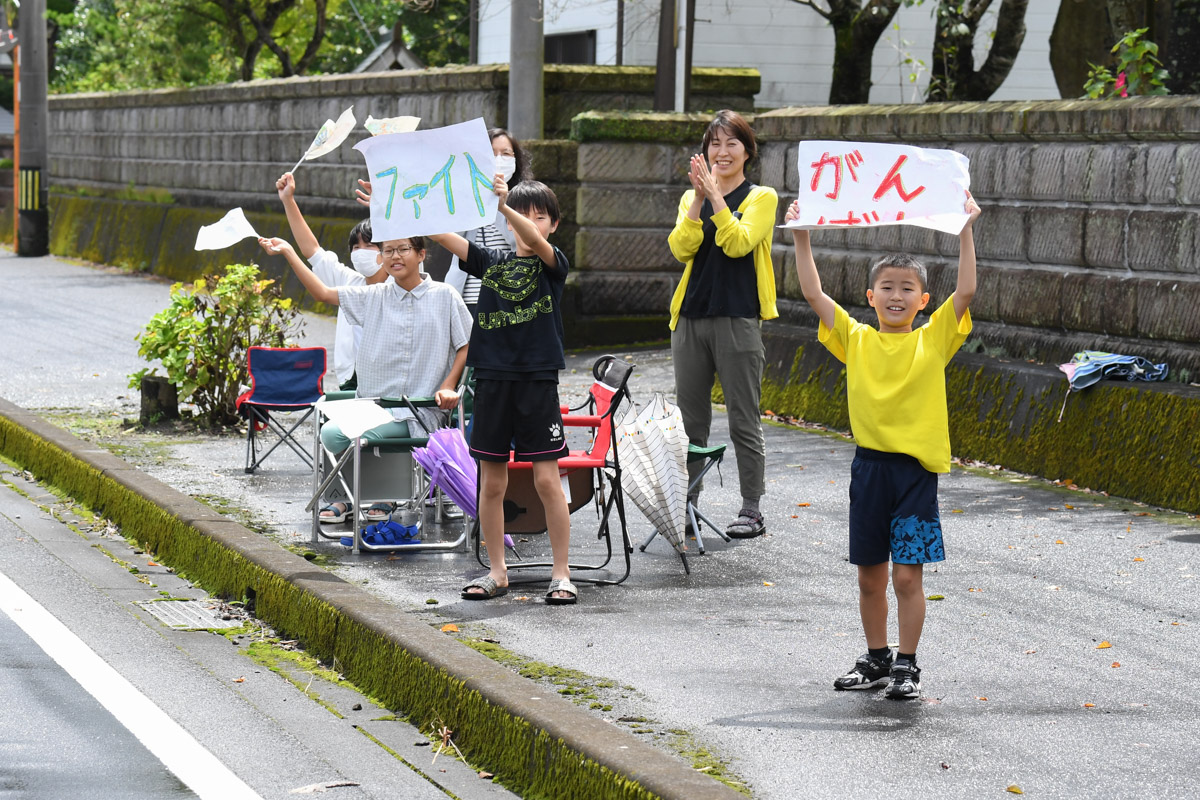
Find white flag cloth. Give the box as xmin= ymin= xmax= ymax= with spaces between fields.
xmin=364 ymin=115 xmax=421 ymax=136
xmin=193 ymin=208 xmax=260 ymax=251
xmin=781 ymin=140 xmax=972 ymax=236
xmin=615 ymin=394 xmax=690 ymax=555
xmin=315 ymin=398 xmax=395 ymax=440
xmin=293 ymin=107 xmax=357 ymax=171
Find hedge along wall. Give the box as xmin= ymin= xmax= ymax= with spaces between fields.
xmin=571 ymin=99 xmax=1200 ymax=510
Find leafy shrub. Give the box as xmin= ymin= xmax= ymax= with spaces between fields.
xmin=1083 ymin=28 xmax=1170 ymax=99
xmin=129 ymin=263 xmax=303 ymax=428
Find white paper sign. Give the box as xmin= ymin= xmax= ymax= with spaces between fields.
xmin=364 ymin=115 xmax=421 ymax=136
xmin=783 ymin=141 xmax=971 ymax=236
xmin=293 ymin=107 xmax=357 ymax=171
xmin=353 ymin=118 xmax=499 ymax=240
xmin=194 ymin=208 xmax=260 ymax=251
xmin=316 ymin=398 xmax=396 ymax=440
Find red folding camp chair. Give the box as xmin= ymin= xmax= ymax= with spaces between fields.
xmin=236 ymin=346 xmax=326 ymax=474
xmin=472 ymin=355 xmax=636 ymax=585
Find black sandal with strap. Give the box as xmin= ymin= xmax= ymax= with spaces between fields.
xmin=726 ymin=508 xmax=766 ymax=539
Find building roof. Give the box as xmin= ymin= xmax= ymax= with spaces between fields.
xmin=353 ymin=36 xmax=424 ymax=73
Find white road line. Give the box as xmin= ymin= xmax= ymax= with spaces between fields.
xmin=0 ymin=569 xmax=263 ymax=800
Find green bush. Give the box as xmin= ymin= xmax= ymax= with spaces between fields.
xmin=1083 ymin=28 xmax=1170 ymax=99
xmin=0 ymin=158 xmax=12 ymax=169
xmin=129 ymin=263 xmax=304 ymax=428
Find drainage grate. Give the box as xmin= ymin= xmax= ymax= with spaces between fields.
xmin=135 ymin=599 xmax=243 ymax=630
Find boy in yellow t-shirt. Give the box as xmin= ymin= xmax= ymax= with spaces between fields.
xmin=786 ymin=192 xmax=982 ymax=700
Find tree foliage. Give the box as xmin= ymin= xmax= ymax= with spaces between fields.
xmin=314 ymin=0 xmax=469 ymax=74
xmin=926 ymin=0 xmax=1029 ymax=101
xmin=789 ymin=0 xmax=923 ymax=105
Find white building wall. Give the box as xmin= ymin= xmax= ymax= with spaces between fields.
xmin=475 ymin=0 xmax=1064 ymax=108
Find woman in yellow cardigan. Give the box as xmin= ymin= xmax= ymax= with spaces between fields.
xmin=667 ymin=109 xmax=778 ymax=539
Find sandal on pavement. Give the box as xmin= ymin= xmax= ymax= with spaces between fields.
xmin=461 ymin=575 xmax=508 ymax=600
xmin=545 ymin=578 xmax=578 ymax=606
xmin=319 ymin=502 xmax=352 ymax=524
xmin=726 ymin=508 xmax=766 ymax=539
xmin=363 ymin=502 xmax=394 ymax=523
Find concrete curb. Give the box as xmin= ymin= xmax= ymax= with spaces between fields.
xmin=0 ymin=397 xmax=743 ymax=800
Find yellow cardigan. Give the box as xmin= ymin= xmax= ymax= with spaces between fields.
xmin=666 ymin=185 xmax=779 ymax=331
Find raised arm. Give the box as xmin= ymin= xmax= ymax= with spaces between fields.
xmin=954 ymin=190 xmax=982 ymax=322
xmin=258 ymin=238 xmax=339 ymax=306
xmin=276 ymin=173 xmax=320 ymax=259
xmin=429 ymin=231 xmax=471 ymax=261
xmin=494 ymin=175 xmax=558 ymax=269
xmin=667 ymin=190 xmax=704 ymax=263
xmin=786 ymin=200 xmax=836 ymax=330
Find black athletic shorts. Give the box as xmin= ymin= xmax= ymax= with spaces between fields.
xmin=469 ymin=378 xmax=567 ymax=463
xmin=848 ymin=447 xmax=945 ymax=566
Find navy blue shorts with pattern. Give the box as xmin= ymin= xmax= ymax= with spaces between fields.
xmin=848 ymin=446 xmax=945 ymax=566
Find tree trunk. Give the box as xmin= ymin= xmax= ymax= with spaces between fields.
xmin=927 ymin=0 xmax=1029 ymax=102
xmin=1106 ymin=0 xmax=1141 ymax=42
xmin=827 ymin=1 xmax=904 ymax=105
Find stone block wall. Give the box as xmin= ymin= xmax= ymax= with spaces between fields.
xmin=48 ymin=65 xmax=758 ymax=222
xmin=573 ymin=98 xmax=1200 ymax=377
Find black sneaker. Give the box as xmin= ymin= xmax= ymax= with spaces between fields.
xmin=885 ymin=659 xmax=922 ymax=700
xmin=833 ymin=652 xmax=893 ymax=690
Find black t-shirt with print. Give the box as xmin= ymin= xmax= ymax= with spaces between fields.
xmin=462 ymin=243 xmax=569 ymax=380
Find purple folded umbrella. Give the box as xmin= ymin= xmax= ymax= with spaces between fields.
xmin=414 ymin=428 xmax=515 ymax=550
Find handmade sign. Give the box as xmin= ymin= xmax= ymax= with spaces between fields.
xmin=782 ymin=141 xmax=971 ymax=235
xmin=364 ymin=115 xmax=421 ymax=136
xmin=292 ymin=107 xmax=357 ymax=172
xmin=194 ymin=208 xmax=260 ymax=251
xmin=353 ymin=117 xmax=498 ymax=240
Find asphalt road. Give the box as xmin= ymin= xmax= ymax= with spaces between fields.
xmin=2 ymin=252 xmax=1198 ymax=799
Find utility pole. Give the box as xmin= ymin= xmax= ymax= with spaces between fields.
xmin=508 ymin=0 xmax=543 ymax=140
xmin=653 ymin=0 xmax=675 ymax=111
xmin=17 ymin=0 xmax=47 ymax=256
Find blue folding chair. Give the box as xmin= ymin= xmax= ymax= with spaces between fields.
xmin=236 ymin=346 xmax=326 ymax=474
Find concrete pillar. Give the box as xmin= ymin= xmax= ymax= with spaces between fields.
xmin=17 ymin=0 xmax=48 ymax=257
xmin=509 ymin=0 xmax=543 ymax=140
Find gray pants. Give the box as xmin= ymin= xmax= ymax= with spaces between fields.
xmin=671 ymin=316 xmax=766 ymax=501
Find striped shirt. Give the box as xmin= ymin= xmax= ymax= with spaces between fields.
xmin=337 ymin=276 xmax=472 ymax=419
xmin=461 ymin=224 xmax=510 ymax=305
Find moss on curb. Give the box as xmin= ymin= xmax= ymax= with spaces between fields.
xmin=0 ymin=401 xmax=739 ymax=800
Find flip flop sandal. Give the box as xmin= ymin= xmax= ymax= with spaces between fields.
xmin=363 ymin=502 xmax=394 ymax=523
xmin=545 ymin=578 xmax=578 ymax=605
xmin=726 ymin=509 xmax=766 ymax=539
xmin=461 ymin=575 xmax=508 ymax=600
xmin=318 ymin=502 xmax=352 ymax=524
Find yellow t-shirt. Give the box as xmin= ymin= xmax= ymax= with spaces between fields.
xmin=818 ymin=296 xmax=972 ymax=473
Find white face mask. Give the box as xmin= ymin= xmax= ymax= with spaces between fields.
xmin=350 ymin=249 xmax=382 ymax=277
xmin=495 ymin=154 xmax=517 ymax=183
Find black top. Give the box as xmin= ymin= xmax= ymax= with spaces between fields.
xmin=462 ymin=242 xmax=569 ymax=381
xmin=679 ymin=180 xmax=760 ymax=319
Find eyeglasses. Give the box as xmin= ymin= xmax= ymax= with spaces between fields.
xmin=382 ymin=246 xmax=415 ymax=258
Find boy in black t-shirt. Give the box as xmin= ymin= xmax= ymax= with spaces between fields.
xmin=431 ymin=180 xmax=577 ymax=605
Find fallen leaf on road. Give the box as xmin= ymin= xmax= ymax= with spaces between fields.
xmin=147 ymin=561 xmax=160 ymax=566
xmin=1065 ymin=504 xmax=1075 ymax=510
xmin=1024 ymin=649 xmax=1037 ymax=654
xmin=1083 ymin=703 xmax=1096 ymax=708
xmin=1007 ymin=785 xmax=1024 ymax=795
xmin=441 ymin=624 xmax=459 ymax=633
xmin=478 ymin=771 xmax=494 ymax=780
xmin=791 ymin=515 xmax=798 ymax=519
xmin=1097 ymin=641 xmax=1112 ymax=649
xmin=927 ymin=594 xmax=945 ymax=600
xmin=233 ymin=677 xmax=245 ymax=683
xmin=950 ymin=509 xmax=963 ymax=513
xmin=1111 ymin=662 xmax=1121 ymax=668
xmin=1133 ymin=557 xmax=1145 ymax=562
xmin=977 ymin=696 xmax=989 ymax=701
xmin=1055 ymin=540 xmax=1065 ymax=545
xmin=796 ymin=502 xmax=811 ymax=507
xmin=762 ymin=581 xmax=774 ymax=587
xmin=1134 ymin=512 xmax=1151 ymax=516
xmin=940 ymin=761 xmax=950 ymax=769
